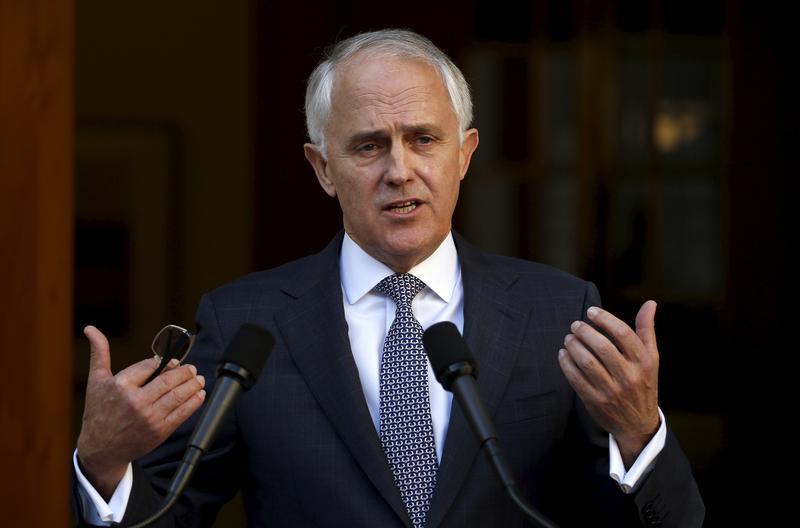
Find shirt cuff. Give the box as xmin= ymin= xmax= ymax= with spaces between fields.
xmin=608 ymin=408 xmax=667 ymax=494
xmin=73 ymin=449 xmax=133 ymax=525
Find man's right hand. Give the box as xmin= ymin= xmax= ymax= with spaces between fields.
xmin=76 ymin=325 xmax=206 ymax=500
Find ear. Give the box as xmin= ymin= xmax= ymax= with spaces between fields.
xmin=304 ymin=143 xmax=337 ymax=197
xmin=458 ymin=128 xmax=479 ymax=180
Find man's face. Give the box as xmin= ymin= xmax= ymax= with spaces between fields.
xmin=305 ymin=53 xmax=479 ymax=272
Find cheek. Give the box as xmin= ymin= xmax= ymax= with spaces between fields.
xmin=430 ymin=164 xmax=464 ymax=203
xmin=336 ymin=180 xmax=376 ymax=220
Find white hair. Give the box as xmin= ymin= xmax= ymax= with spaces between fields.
xmin=304 ymin=29 xmax=473 ymax=157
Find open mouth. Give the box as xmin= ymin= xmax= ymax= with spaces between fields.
xmin=386 ymin=200 xmax=419 ymax=214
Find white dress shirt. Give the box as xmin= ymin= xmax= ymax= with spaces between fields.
xmin=339 ymin=231 xmax=461 ymax=462
xmin=75 ymin=231 xmax=665 ymax=523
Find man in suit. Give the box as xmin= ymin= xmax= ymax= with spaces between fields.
xmin=74 ymin=29 xmax=704 ymax=527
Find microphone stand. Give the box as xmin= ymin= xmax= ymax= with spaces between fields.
xmin=127 ymin=447 xmax=202 ymax=528
xmin=447 ymin=361 xmax=559 ymax=528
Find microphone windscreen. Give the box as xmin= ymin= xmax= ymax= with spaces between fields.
xmin=423 ymin=321 xmax=474 ymax=378
xmin=221 ymin=323 xmax=274 ymax=381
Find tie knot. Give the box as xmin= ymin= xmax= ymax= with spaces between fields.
xmin=375 ymin=273 xmax=426 ymax=308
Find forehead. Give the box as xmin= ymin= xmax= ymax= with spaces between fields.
xmin=329 ymin=53 xmax=457 ymax=129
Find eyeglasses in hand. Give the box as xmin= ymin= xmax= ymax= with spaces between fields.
xmin=143 ymin=324 xmax=196 ymax=385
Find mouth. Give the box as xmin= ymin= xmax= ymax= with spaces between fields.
xmin=384 ymin=200 xmax=421 ymax=214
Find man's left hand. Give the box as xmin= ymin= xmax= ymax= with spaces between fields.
xmin=557 ymin=300 xmax=661 ymax=468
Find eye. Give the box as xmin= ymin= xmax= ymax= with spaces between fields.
xmin=358 ymin=143 xmax=379 ymax=153
xmin=416 ymin=135 xmax=434 ymax=145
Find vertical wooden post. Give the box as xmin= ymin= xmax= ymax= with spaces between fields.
xmin=0 ymin=0 xmax=74 ymax=524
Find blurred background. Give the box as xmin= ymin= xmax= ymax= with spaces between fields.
xmin=1 ymin=0 xmax=792 ymax=525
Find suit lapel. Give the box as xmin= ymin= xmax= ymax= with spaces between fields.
xmin=273 ymin=234 xmax=412 ymax=527
xmin=426 ymin=234 xmax=531 ymax=528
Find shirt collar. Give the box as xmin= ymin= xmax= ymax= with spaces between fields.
xmin=340 ymin=232 xmax=460 ymax=305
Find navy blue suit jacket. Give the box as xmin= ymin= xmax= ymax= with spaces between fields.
xmin=76 ymin=232 xmax=704 ymax=527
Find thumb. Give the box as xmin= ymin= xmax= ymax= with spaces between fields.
xmin=84 ymin=325 xmax=112 ymax=381
xmin=635 ymin=300 xmax=658 ymax=351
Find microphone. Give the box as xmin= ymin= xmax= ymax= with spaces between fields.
xmin=131 ymin=323 xmax=275 ymax=528
xmin=423 ymin=322 xmax=558 ymax=528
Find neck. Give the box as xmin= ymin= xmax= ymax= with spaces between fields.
xmin=342 ymin=232 xmax=450 ymax=274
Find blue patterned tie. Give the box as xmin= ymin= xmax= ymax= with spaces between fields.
xmin=376 ymin=273 xmax=438 ymax=528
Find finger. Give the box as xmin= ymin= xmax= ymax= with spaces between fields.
xmin=584 ymin=307 xmax=645 ymax=363
xmin=163 ymin=388 xmax=206 ymax=432
xmin=141 ymin=364 xmax=199 ymax=402
xmin=568 ymin=322 xmax=630 ymax=380
xmin=570 ymin=318 xmax=637 ymax=372
xmin=558 ymin=348 xmax=603 ymax=403
xmin=152 ymin=373 xmax=206 ymax=417
xmin=563 ymin=333 xmax=618 ymax=389
xmin=635 ymin=300 xmax=658 ymax=352
xmin=116 ymin=356 xmax=163 ymax=387
xmin=163 ymin=357 xmax=181 ymax=371
xmin=84 ymin=325 xmax=112 ymax=381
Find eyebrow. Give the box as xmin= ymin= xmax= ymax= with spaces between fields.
xmin=345 ymin=123 xmax=447 ymax=149
xmin=346 ymin=130 xmax=389 ymax=150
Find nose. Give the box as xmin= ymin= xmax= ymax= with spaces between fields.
xmin=382 ymin=142 xmax=414 ymax=185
